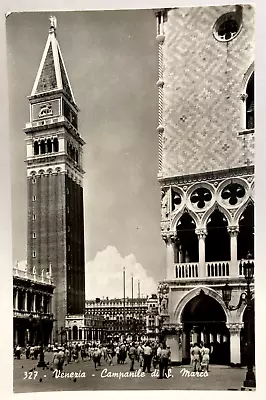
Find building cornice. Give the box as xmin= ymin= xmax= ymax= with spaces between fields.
xmin=158 ymin=166 xmax=254 ymax=186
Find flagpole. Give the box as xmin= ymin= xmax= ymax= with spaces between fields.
xmin=123 ymin=267 xmax=126 ymax=338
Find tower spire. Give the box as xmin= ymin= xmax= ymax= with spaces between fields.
xmin=30 ymin=16 xmax=76 ymax=105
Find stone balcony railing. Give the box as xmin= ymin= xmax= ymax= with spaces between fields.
xmin=13 ymin=267 xmax=53 ymax=285
xmin=174 ymin=259 xmax=254 ymax=279
xmin=13 ymin=309 xmax=54 ymax=320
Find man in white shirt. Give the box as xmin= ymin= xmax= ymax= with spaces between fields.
xmin=143 ymin=342 xmax=152 ymax=373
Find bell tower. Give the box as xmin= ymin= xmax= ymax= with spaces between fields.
xmin=25 ymin=16 xmax=85 ymax=335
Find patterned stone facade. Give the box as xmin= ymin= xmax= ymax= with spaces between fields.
xmin=155 ymin=5 xmax=255 ymax=366
xmin=158 ymin=5 xmax=254 ymax=178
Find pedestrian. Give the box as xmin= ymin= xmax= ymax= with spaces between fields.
xmin=58 ymin=347 xmax=65 ymax=371
xmin=15 ymin=345 xmax=21 ymax=360
xmin=81 ymin=346 xmax=86 ymax=361
xmin=137 ymin=343 xmax=144 ymax=368
xmin=200 ymin=344 xmax=210 ymax=372
xmin=190 ymin=343 xmax=201 ymax=372
xmin=25 ymin=345 xmax=30 ymax=359
xmin=92 ymin=347 xmax=101 ymax=370
xmin=143 ymin=342 xmax=152 ymax=373
xmin=158 ymin=343 xmax=171 ymax=379
xmin=34 ymin=346 xmax=39 ymax=360
xmin=115 ymin=344 xmax=120 ymax=364
xmin=64 ymin=347 xmax=70 ymax=364
xmin=128 ymin=342 xmax=137 ymax=372
xmin=52 ymin=349 xmax=60 ymax=375
xmin=106 ymin=345 xmax=113 ymax=366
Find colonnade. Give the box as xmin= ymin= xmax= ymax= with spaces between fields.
xmin=163 ymin=225 xmax=244 ymax=280
xmin=13 ymin=287 xmax=52 ymax=314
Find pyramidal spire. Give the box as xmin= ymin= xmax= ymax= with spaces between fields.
xmin=31 ymin=16 xmax=76 ymax=104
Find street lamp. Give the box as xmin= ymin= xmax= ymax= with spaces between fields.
xmin=37 ymin=306 xmax=46 ymax=367
xmin=222 ymin=260 xmax=255 ymax=389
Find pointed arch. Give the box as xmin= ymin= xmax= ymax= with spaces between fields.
xmin=240 ymin=62 xmax=254 ymax=130
xmin=201 ymin=202 xmax=232 ymax=229
xmin=242 ymin=61 xmax=254 ymax=92
xmin=170 ymin=205 xmax=200 ymax=231
xmin=174 ymin=286 xmax=231 ymax=324
xmin=234 ymin=197 xmax=254 ymax=225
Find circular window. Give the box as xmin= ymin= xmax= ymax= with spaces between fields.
xmin=213 ymin=12 xmax=242 ymax=42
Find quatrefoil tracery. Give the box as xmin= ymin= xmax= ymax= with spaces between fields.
xmin=221 ymin=183 xmax=246 ymax=206
xmin=190 ymin=187 xmax=212 ymax=209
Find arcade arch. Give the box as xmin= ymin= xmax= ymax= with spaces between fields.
xmin=180 ymin=290 xmax=230 ymax=364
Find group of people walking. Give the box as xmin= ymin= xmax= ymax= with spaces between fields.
xmin=190 ymin=342 xmax=210 ymax=372
xmin=15 ymin=339 xmax=173 ymax=379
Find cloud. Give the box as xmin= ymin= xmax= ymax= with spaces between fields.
xmin=85 ymin=246 xmax=157 ymax=300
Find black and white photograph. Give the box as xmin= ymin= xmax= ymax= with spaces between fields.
xmin=6 ymin=1 xmax=257 ymax=393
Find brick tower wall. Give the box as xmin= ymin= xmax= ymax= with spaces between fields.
xmin=160 ymin=4 xmax=254 ymax=178
xmin=65 ymin=175 xmax=85 ymax=315
xmin=27 ymin=172 xmax=67 ymax=332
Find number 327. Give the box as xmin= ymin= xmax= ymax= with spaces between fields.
xmin=23 ymin=371 xmax=38 ymax=379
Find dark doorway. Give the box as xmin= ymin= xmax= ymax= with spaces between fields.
xmin=205 ymin=210 xmax=230 ymax=262
xmin=237 ymin=203 xmax=254 ymax=260
xmin=181 ymin=291 xmax=230 ymax=365
xmin=176 ymin=213 xmax=198 ymax=263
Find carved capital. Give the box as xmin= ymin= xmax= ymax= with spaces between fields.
xmin=195 ymin=228 xmax=207 ymax=239
xmin=240 ymin=93 xmax=248 ymax=102
xmin=156 ymin=79 xmax=164 ymax=88
xmin=162 ymin=231 xmax=176 ymax=244
xmin=156 ymin=34 xmax=165 ymax=44
xmin=226 ymin=322 xmax=244 ymax=334
xmin=227 ymin=226 xmax=239 ymax=237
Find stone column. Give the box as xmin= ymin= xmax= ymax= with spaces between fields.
xmin=14 ymin=326 xmax=18 ymax=345
xmin=182 ymin=330 xmax=188 ymax=362
xmin=227 ymin=323 xmax=243 ymax=366
xmin=162 ymin=232 xmax=176 ymax=280
xmin=195 ymin=229 xmax=207 ymax=278
xmin=33 ymin=293 xmax=36 ymax=312
xmin=227 ymin=226 xmax=239 ymax=277
xmin=14 ymin=289 xmax=18 ymax=310
xmin=24 ymin=291 xmax=28 ymax=311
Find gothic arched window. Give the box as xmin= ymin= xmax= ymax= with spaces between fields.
xmin=246 ymin=72 xmax=254 ymax=129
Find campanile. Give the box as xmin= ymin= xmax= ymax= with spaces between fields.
xmin=25 ymin=17 xmax=85 ymax=335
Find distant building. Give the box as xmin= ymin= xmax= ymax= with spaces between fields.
xmin=13 ymin=264 xmax=54 ymax=346
xmin=64 ymin=295 xmax=159 ymax=342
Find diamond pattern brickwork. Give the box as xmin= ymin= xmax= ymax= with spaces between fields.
xmin=161 ymin=5 xmax=254 ymax=178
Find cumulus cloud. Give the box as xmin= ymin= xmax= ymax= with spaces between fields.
xmin=85 ymin=246 xmax=157 ymax=300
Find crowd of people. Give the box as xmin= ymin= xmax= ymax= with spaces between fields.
xmin=14 ymin=340 xmax=212 ymax=378
xmin=14 ymin=339 xmax=173 ymax=379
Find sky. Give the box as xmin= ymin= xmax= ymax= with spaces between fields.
xmin=6 ymin=10 xmax=165 ymax=298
